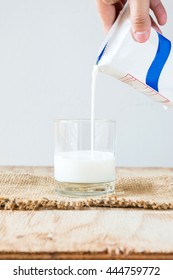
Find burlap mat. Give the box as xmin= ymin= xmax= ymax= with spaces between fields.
xmin=0 ymin=173 xmax=173 ymax=210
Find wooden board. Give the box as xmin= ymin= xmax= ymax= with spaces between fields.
xmin=0 ymin=166 xmax=173 ymax=260
xmin=0 ymin=209 xmax=173 ymax=260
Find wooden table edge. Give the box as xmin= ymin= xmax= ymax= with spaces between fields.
xmin=0 ymin=252 xmax=173 ymax=260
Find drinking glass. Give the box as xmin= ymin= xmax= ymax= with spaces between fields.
xmin=54 ymin=119 xmax=116 ymax=197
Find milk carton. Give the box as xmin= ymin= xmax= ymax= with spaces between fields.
xmin=96 ymin=4 xmax=173 ymax=107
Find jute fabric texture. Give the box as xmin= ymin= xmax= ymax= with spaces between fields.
xmin=0 ymin=173 xmax=173 ymax=210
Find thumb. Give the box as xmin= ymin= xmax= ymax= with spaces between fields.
xmin=128 ymin=0 xmax=151 ymax=43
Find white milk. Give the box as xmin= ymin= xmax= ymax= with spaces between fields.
xmin=54 ymin=151 xmax=115 ymax=183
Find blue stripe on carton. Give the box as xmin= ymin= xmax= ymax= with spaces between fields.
xmin=146 ymin=32 xmax=171 ymax=92
xmin=96 ymin=43 xmax=108 ymax=65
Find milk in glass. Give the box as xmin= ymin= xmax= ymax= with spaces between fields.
xmin=54 ymin=68 xmax=115 ymax=184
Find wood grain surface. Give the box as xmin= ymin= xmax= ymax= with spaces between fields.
xmin=0 ymin=166 xmax=173 ymax=260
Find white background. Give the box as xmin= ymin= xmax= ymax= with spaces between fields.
xmin=0 ymin=0 xmax=172 ymax=167
xmin=0 ymin=260 xmax=173 ymax=280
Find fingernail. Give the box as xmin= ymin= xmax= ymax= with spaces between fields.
xmin=134 ymin=31 xmax=149 ymax=43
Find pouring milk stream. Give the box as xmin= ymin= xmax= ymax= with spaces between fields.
xmin=54 ymin=65 xmax=115 ymax=184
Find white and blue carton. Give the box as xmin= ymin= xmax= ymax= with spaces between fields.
xmin=96 ymin=4 xmax=173 ymax=107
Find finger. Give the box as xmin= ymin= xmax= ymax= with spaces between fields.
xmin=150 ymin=15 xmax=162 ymax=33
xmin=150 ymin=0 xmax=167 ymax=25
xmin=102 ymin=0 xmax=119 ymax=4
xmin=96 ymin=0 xmax=117 ymax=33
xmin=128 ymin=0 xmax=151 ymax=43
xmin=114 ymin=1 xmax=124 ymax=17
xmin=103 ymin=0 xmax=127 ymax=9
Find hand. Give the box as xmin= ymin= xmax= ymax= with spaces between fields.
xmin=96 ymin=0 xmax=167 ymax=43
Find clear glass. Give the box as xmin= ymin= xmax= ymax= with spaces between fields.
xmin=54 ymin=119 xmax=116 ymax=197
